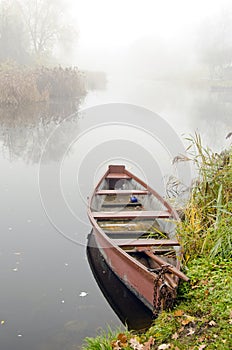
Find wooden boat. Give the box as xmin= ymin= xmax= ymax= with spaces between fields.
xmin=87 ymin=165 xmax=189 ymax=315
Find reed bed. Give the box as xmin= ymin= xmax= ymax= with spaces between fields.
xmin=178 ymin=134 xmax=232 ymax=261
xmin=0 ymin=64 xmax=86 ymax=106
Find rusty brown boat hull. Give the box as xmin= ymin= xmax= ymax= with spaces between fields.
xmin=87 ymin=165 xmax=189 ymax=313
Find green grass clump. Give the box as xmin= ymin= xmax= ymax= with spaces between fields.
xmin=150 ymin=257 xmax=232 ymax=349
xmin=82 ymin=327 xmax=128 ymax=350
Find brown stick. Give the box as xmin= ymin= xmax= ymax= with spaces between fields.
xmin=137 ymin=247 xmax=189 ymax=282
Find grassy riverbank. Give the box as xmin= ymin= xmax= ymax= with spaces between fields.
xmin=82 ymin=136 xmax=232 ymax=350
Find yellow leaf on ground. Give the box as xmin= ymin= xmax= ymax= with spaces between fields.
xmin=174 ymin=310 xmax=184 ymax=317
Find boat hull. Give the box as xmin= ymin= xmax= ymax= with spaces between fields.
xmin=91 ymin=225 xmax=162 ymax=311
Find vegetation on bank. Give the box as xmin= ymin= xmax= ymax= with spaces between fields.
xmin=82 ymin=136 xmax=232 ymax=350
xmin=0 ymin=63 xmax=86 ymax=106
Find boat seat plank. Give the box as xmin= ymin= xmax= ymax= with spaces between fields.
xmin=112 ymin=238 xmax=180 ymax=247
xmin=102 ymin=202 xmax=143 ymax=208
xmin=106 ymin=173 xmax=131 ymax=179
xmin=96 ymin=190 xmax=149 ymax=195
xmin=93 ymin=210 xmax=171 ymax=219
xmin=104 ymin=230 xmax=159 ymax=235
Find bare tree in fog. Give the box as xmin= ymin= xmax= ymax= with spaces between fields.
xmin=15 ymin=0 xmax=78 ymax=62
xmin=0 ymin=0 xmax=30 ymax=63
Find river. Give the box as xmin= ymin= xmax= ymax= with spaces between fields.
xmin=0 ymin=75 xmax=231 ymax=349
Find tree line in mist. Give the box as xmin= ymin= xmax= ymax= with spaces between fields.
xmin=0 ymin=0 xmax=76 ymax=64
xmin=0 ymin=1 xmax=88 ymax=105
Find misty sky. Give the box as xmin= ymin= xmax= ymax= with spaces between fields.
xmin=67 ymin=0 xmax=232 ymax=70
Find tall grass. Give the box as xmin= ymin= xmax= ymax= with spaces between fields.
xmin=178 ymin=134 xmax=232 ymax=260
xmin=0 ymin=63 xmax=86 ymax=106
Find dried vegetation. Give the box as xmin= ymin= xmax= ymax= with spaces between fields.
xmin=0 ymin=63 xmax=86 ymax=106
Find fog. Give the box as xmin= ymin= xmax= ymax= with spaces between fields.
xmin=65 ymin=0 xmax=232 ymax=77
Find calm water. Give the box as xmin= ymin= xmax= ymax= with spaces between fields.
xmin=0 ymin=76 xmax=231 ymax=349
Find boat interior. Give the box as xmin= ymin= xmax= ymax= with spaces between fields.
xmin=91 ymin=171 xmax=182 ymax=274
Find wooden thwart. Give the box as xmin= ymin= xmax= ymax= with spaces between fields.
xmin=93 ymin=210 xmax=172 ymax=219
xmin=96 ymin=190 xmax=149 ymax=195
xmin=112 ymin=238 xmax=180 ymax=247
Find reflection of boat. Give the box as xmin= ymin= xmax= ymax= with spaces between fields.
xmin=87 ymin=165 xmax=189 ymax=316
xmin=87 ymin=232 xmax=153 ymax=330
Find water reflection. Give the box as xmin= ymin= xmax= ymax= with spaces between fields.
xmin=0 ymin=99 xmax=83 ymax=163
xmin=87 ymin=232 xmax=153 ymax=331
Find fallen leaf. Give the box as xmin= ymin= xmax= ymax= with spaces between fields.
xmin=111 ymin=340 xmax=121 ymax=350
xmin=143 ymin=336 xmax=154 ymax=350
xmin=117 ymin=333 xmax=128 ymax=348
xmin=181 ymin=315 xmax=195 ymax=325
xmin=158 ymin=344 xmax=171 ymax=350
xmin=171 ymin=332 xmax=179 ymax=340
xmin=201 ymin=280 xmax=208 ymax=285
xmin=129 ymin=337 xmax=143 ymax=350
xmin=208 ymin=320 xmax=217 ymax=327
xmin=117 ymin=333 xmax=127 ymax=343
xmin=174 ymin=310 xmax=184 ymax=317
xmin=182 ymin=319 xmax=191 ymax=326
xmin=198 ymin=336 xmax=206 ymax=342
xmin=187 ymin=328 xmax=195 ymax=336
xmin=198 ymin=345 xmax=206 ymax=350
